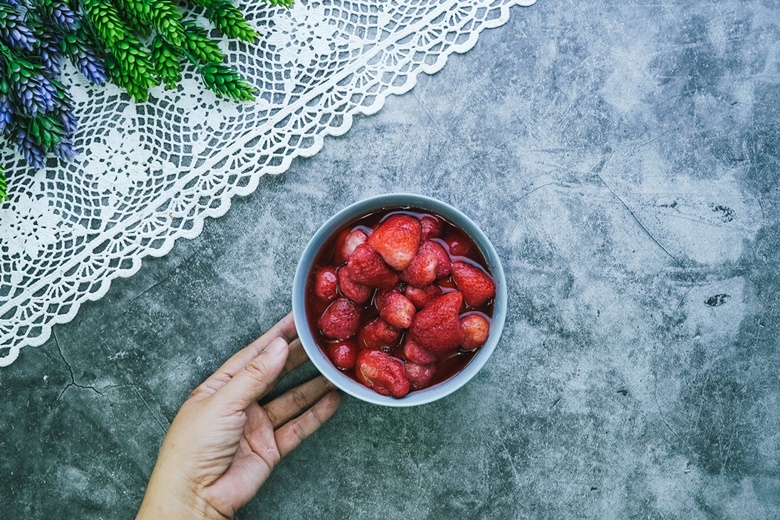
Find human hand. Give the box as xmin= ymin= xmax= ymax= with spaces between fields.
xmin=136 ymin=313 xmax=342 ymax=520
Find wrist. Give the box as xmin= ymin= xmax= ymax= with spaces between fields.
xmin=136 ymin=469 xmax=230 ymax=520
xmin=137 ymin=489 xmax=229 ymax=520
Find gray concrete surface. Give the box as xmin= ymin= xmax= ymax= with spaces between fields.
xmin=2 ymin=1 xmax=780 ymax=518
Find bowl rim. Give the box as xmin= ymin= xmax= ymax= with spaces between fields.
xmin=292 ymin=193 xmax=507 ymax=407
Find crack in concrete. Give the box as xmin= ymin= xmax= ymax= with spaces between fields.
xmin=592 ymin=155 xmax=684 ymax=268
xmin=517 ymin=181 xmax=560 ymax=202
xmin=129 ymin=277 xmax=168 ymax=303
xmin=87 ymin=332 xmax=172 ymax=434
xmin=589 ymin=154 xmax=709 ymax=464
xmin=53 ymin=329 xmax=106 ymax=403
xmin=130 ymin=249 xmax=201 ymax=304
xmin=495 ymin=430 xmax=521 ymax=486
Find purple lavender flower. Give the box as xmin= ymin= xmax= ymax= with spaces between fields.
xmin=0 ymin=94 xmax=12 ymax=134
xmin=40 ymin=48 xmax=60 ymax=74
xmin=41 ymin=1 xmax=78 ymax=32
xmin=16 ymin=128 xmax=46 ymax=169
xmin=10 ymin=67 xmax=58 ymax=117
xmin=52 ymin=136 xmax=77 ymax=160
xmin=76 ymin=51 xmax=107 ymax=85
xmin=0 ymin=4 xmax=37 ymax=51
xmin=54 ymin=106 xmax=77 ymax=134
xmin=64 ymin=35 xmax=107 ymax=85
xmin=38 ymin=29 xmax=63 ymax=74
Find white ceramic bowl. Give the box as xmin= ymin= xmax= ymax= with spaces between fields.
xmin=292 ymin=194 xmax=507 ymax=406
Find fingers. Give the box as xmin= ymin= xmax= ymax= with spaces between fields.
xmin=217 ymin=313 xmax=298 ymax=378
xmin=256 ymin=339 xmax=309 ymax=399
xmin=280 ymin=339 xmax=308 ymax=378
xmin=274 ymin=391 xmax=342 ymax=458
xmin=194 ymin=313 xmax=297 ymax=398
xmin=264 ymin=375 xmax=334 ymax=429
xmin=266 ymin=338 xmax=309 ymax=392
xmin=213 ymin=337 xmax=289 ymax=411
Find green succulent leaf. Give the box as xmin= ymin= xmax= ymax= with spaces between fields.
xmin=0 ymin=166 xmax=7 ymax=202
xmin=113 ymin=0 xmax=154 ymax=36
xmin=150 ymin=35 xmax=181 ymax=90
xmin=200 ymin=62 xmax=255 ymax=101
xmin=181 ymin=22 xmax=226 ymax=64
xmin=83 ymin=0 xmax=157 ymax=101
xmin=105 ymin=52 xmax=154 ymax=102
xmin=262 ymin=0 xmax=294 ymax=7
xmin=28 ymin=113 xmax=65 ymax=149
xmin=205 ymin=1 xmax=258 ymax=42
xmin=187 ymin=0 xmax=292 ymax=13
xmin=151 ymin=0 xmax=187 ymax=46
xmin=83 ymin=0 xmax=133 ymax=49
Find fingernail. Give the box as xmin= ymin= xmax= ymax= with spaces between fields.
xmin=264 ymin=337 xmax=287 ymax=355
xmin=329 ymin=390 xmax=343 ymax=405
xmin=324 ymin=378 xmax=336 ymax=390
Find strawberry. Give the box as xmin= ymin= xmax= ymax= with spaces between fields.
xmin=403 ymin=336 xmax=439 ymax=365
xmin=443 ymin=232 xmax=472 ymax=257
xmin=379 ymin=292 xmax=416 ymax=329
xmin=461 ymin=314 xmax=490 ymax=350
xmin=410 ymin=292 xmax=466 ymax=352
xmin=356 ymin=350 xmax=410 ymax=398
xmin=327 ymin=340 xmax=358 ymax=370
xmin=420 ymin=215 xmax=443 ymax=240
xmin=337 ymin=266 xmax=372 ymax=304
xmin=400 ymin=248 xmax=436 ymax=287
xmin=347 ymin=244 xmax=399 ymax=288
xmin=335 ymin=228 xmax=369 ymax=265
xmin=404 ymin=362 xmax=436 ymax=389
xmin=374 ymin=284 xmax=404 ymax=311
xmin=358 ymin=317 xmax=401 ymax=350
xmin=401 ymin=241 xmax=450 ymax=287
xmin=404 ymin=284 xmax=442 ymax=309
xmin=318 ymin=298 xmax=360 ymax=339
xmin=451 ymin=261 xmax=496 ymax=307
xmin=314 ymin=266 xmax=338 ymax=301
xmin=367 ymin=215 xmax=421 ymax=271
xmin=428 ymin=240 xmax=451 ymax=278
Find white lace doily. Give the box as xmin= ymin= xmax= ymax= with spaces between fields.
xmin=0 ymin=0 xmax=535 ymax=366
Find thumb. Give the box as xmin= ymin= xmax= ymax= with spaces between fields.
xmin=212 ymin=337 xmax=289 ymax=411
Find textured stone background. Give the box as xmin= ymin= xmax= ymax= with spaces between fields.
xmin=2 ymin=1 xmax=780 ymax=518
